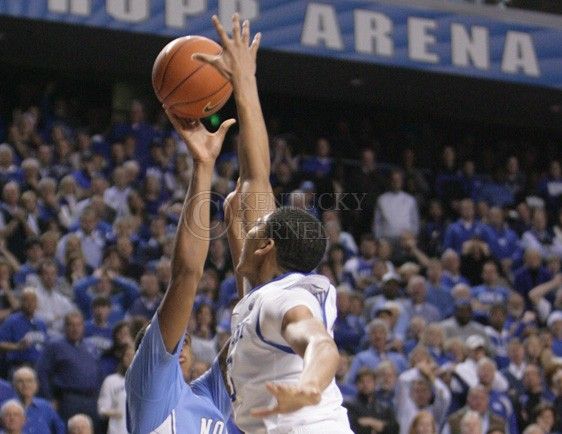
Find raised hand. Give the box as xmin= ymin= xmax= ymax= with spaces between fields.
xmin=192 ymin=14 xmax=261 ymax=84
xmin=250 ymin=382 xmax=321 ymax=418
xmin=165 ymin=108 xmax=235 ymax=164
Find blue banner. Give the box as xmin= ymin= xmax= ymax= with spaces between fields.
xmin=2 ymin=0 xmax=562 ymax=89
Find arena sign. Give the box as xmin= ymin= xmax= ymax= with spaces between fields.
xmin=2 ymin=0 xmax=562 ymax=89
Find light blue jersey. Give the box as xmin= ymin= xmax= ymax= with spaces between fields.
xmin=126 ymin=314 xmax=230 ymax=434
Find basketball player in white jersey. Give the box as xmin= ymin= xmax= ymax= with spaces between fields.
xmin=194 ymin=15 xmax=353 ymax=433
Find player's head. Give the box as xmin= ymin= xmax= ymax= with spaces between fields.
xmin=135 ymin=326 xmax=193 ymax=382
xmin=237 ymin=207 xmax=327 ymax=283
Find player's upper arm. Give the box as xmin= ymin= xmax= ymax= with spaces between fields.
xmin=125 ymin=314 xmax=183 ymax=434
xmin=281 ymin=305 xmax=332 ymax=358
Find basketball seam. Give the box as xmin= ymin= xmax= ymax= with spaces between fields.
xmin=161 ymin=48 xmax=222 ymax=104
xmin=156 ymin=41 xmax=187 ymax=95
xmin=168 ymin=79 xmax=231 ymax=107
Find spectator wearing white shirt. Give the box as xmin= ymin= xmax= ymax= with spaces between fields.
xmin=30 ymin=261 xmax=75 ymax=337
xmin=20 ymin=191 xmax=40 ymax=236
xmin=521 ymin=208 xmax=562 ymax=259
xmin=97 ymin=345 xmax=133 ymax=434
xmin=374 ymin=169 xmax=419 ymax=241
xmin=103 ymin=167 xmax=131 ymax=217
xmin=56 ymin=207 xmax=106 ymax=269
xmin=57 ymin=175 xmax=80 ymax=230
xmin=395 ymin=358 xmax=451 ymax=434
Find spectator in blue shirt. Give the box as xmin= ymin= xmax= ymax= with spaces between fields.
xmin=435 ymin=146 xmax=463 ymax=208
xmin=345 ymin=319 xmax=408 ymax=385
xmin=12 ymin=238 xmax=43 ymax=288
xmin=483 ymin=207 xmax=523 ymax=272
xmin=425 ymin=259 xmax=455 ymax=319
xmin=471 ymin=261 xmax=511 ymax=319
xmin=484 ymin=304 xmax=511 ymax=369
xmin=73 ymin=268 xmax=139 ymax=322
xmin=443 ymin=198 xmax=485 ymax=254
xmin=36 ymin=311 xmax=101 ymax=428
xmin=475 ymin=169 xmax=515 ymax=208
xmin=84 ymin=295 xmax=113 ymax=357
xmin=334 ymin=286 xmax=365 ymax=355
xmin=440 ymin=249 xmax=470 ymax=290
xmin=343 ymin=234 xmax=377 ymax=291
xmin=127 ymin=272 xmax=162 ymax=321
xmin=12 ymin=366 xmax=65 ymax=434
xmin=109 ymin=100 xmax=157 ymax=170
xmin=419 ymin=199 xmax=447 ymax=258
xmin=538 ymin=160 xmax=562 ymax=216
xmin=513 ymin=249 xmax=551 ymax=309
xmin=71 ymin=152 xmax=97 ymax=192
xmin=0 ymin=288 xmax=48 ymax=373
xmin=300 ymin=137 xmax=333 ymax=180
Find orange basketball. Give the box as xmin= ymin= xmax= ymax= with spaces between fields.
xmin=152 ymin=36 xmax=232 ymax=119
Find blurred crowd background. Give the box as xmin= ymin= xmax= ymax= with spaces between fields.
xmin=0 ymin=78 xmax=560 ymax=434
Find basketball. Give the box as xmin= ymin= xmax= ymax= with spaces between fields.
xmin=152 ymin=36 xmax=232 ymax=119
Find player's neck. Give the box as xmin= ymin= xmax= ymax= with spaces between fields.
xmin=248 ymin=263 xmax=286 ymax=288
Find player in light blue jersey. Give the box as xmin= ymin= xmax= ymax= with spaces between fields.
xmin=125 ymin=105 xmax=237 ymax=433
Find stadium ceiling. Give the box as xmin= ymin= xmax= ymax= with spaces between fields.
xmin=1 ymin=16 xmax=562 ymax=132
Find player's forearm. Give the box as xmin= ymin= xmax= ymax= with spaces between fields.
xmin=173 ymin=161 xmax=214 ymax=274
xmin=299 ymin=335 xmax=339 ymax=392
xmin=232 ymin=76 xmax=276 ymax=230
xmin=232 ymin=75 xmax=270 ymax=182
xmin=159 ymin=161 xmax=214 ymax=351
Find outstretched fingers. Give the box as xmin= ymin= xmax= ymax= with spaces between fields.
xmin=241 ymin=19 xmax=250 ymax=44
xmin=250 ymin=32 xmax=262 ymax=59
xmin=231 ymin=13 xmax=241 ymax=42
xmin=211 ymin=15 xmax=230 ymax=46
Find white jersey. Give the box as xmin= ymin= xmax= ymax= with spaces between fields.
xmin=226 ymin=272 xmax=352 ymax=434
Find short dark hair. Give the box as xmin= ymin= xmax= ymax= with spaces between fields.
xmin=263 ymin=207 xmax=327 ymax=273
xmin=24 ymin=237 xmax=41 ymax=250
xmin=355 ymin=367 xmax=376 ymax=384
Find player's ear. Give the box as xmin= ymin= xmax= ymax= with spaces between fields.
xmin=255 ymin=238 xmax=274 ymax=257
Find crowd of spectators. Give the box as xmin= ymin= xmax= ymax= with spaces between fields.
xmin=0 ymin=83 xmax=560 ymax=434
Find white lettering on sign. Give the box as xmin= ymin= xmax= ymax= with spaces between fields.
xmin=451 ymin=23 xmax=489 ymax=69
xmin=408 ymin=17 xmax=439 ymax=63
xmin=48 ymin=0 xmax=90 ymax=15
xmin=501 ymin=31 xmax=540 ymax=76
xmin=44 ymin=1 xmax=542 ymax=79
xmin=301 ymin=3 xmax=344 ymax=50
xmin=218 ymin=0 xmax=259 ymax=25
xmin=166 ymin=0 xmax=207 ymax=29
xmin=354 ymin=10 xmax=393 ymax=57
xmin=107 ymin=0 xmax=149 ymax=23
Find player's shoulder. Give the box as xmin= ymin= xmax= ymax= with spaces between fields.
xmin=283 ymin=273 xmax=332 ymax=293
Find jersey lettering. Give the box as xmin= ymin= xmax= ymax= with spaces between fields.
xmin=199 ymin=419 xmax=224 ymax=434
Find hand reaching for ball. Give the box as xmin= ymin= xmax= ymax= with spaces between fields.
xmin=193 ymin=14 xmax=261 ymax=85
xmin=165 ymin=109 xmax=235 ymax=164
